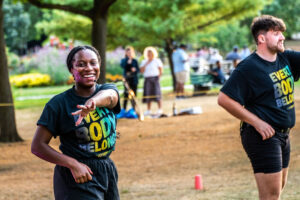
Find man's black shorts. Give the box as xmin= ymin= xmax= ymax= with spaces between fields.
xmin=240 ymin=123 xmax=290 ymax=174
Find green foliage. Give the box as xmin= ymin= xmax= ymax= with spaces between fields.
xmin=106 ymin=61 xmax=123 ymax=75
xmin=3 ymin=0 xmax=30 ymax=54
xmin=23 ymin=3 xmax=43 ymax=40
xmin=121 ymin=0 xmax=271 ymax=49
xmin=262 ymin=0 xmax=300 ymax=38
xmin=3 ymin=0 xmax=43 ymax=54
xmin=6 ymin=48 xmax=21 ymax=73
xmin=33 ymin=1 xmax=129 ymax=50
xmin=36 ymin=10 xmax=92 ymax=43
xmin=189 ymin=21 xmax=251 ymax=53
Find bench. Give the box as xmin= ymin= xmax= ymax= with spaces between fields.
xmin=190 ymin=73 xmax=213 ymax=95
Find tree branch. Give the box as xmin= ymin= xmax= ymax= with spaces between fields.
xmin=27 ymin=0 xmax=92 ymax=18
xmin=105 ymin=0 xmax=117 ymax=9
xmin=197 ymin=6 xmax=250 ymax=30
xmin=92 ymin=0 xmax=117 ymax=17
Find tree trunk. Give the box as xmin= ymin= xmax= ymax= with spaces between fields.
xmin=0 ymin=0 xmax=22 ymax=142
xmin=92 ymin=13 xmax=107 ymax=84
xmin=91 ymin=0 xmax=109 ymax=84
xmin=165 ymin=38 xmax=176 ymax=92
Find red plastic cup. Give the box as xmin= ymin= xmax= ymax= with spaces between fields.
xmin=195 ymin=174 xmax=203 ymax=190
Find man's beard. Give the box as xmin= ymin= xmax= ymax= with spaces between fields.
xmin=267 ymin=41 xmax=285 ymax=53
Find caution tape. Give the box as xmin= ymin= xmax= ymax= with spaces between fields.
xmin=0 ymin=103 xmax=14 ymax=107
xmin=121 ymin=89 xmax=217 ymax=101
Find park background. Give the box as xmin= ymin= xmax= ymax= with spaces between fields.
xmin=1 ymin=0 xmax=300 ymax=199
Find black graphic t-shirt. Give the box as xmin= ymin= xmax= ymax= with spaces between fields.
xmin=37 ymin=84 xmax=121 ymax=159
xmin=221 ymin=50 xmax=300 ymax=129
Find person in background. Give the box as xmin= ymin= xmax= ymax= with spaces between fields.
xmin=226 ymin=45 xmax=241 ymax=61
xmin=172 ymin=44 xmax=190 ymax=99
xmin=120 ymin=46 xmax=139 ymax=112
xmin=218 ymin=15 xmax=300 ymax=200
xmin=208 ymin=60 xmax=226 ymax=84
xmin=140 ymin=46 xmax=163 ymax=116
xmin=31 ymin=45 xmax=121 ymax=200
xmin=229 ymin=59 xmax=240 ymax=75
xmin=208 ymin=48 xmax=223 ymax=65
xmin=240 ymin=45 xmax=251 ymax=60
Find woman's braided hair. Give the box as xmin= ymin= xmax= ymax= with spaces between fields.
xmin=66 ymin=45 xmax=101 ymax=71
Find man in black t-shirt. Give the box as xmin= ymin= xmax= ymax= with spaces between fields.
xmin=218 ymin=15 xmax=300 ymax=200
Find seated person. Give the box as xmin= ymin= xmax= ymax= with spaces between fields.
xmin=208 ymin=60 xmax=226 ymax=84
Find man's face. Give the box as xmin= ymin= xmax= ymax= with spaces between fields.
xmin=264 ymin=30 xmax=285 ymax=53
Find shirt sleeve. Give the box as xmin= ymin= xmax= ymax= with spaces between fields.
xmin=37 ymin=103 xmax=59 ymax=137
xmin=98 ymin=84 xmax=121 ymax=114
xmin=220 ymin=69 xmax=252 ymax=106
xmin=140 ymin=59 xmax=146 ymax=67
xmin=133 ymin=59 xmax=139 ymax=73
xmin=180 ymin=51 xmax=188 ymax=62
xmin=120 ymin=58 xmax=126 ymax=68
xmin=284 ymin=50 xmax=300 ymax=81
xmin=157 ymin=58 xmax=163 ymax=68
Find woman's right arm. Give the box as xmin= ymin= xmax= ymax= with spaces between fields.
xmin=31 ymin=126 xmax=93 ymax=183
xmin=120 ymin=58 xmax=126 ymax=68
xmin=140 ymin=60 xmax=147 ymax=73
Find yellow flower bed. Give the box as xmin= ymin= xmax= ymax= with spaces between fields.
xmin=106 ymin=74 xmax=123 ymax=82
xmin=10 ymin=73 xmax=52 ymax=87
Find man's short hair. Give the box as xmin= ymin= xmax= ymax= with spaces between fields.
xmin=251 ymin=15 xmax=286 ymax=44
xmin=180 ymin=44 xmax=187 ymax=49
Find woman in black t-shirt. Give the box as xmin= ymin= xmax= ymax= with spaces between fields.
xmin=120 ymin=46 xmax=139 ymax=111
xmin=31 ymin=45 xmax=121 ymax=200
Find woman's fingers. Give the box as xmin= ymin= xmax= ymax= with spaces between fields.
xmin=75 ymin=173 xmax=93 ymax=183
xmin=71 ymin=109 xmax=82 ymax=116
xmin=75 ymin=116 xmax=83 ymax=126
xmin=72 ymin=101 xmax=97 ymax=126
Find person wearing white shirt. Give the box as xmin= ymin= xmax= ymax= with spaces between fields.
xmin=140 ymin=47 xmax=163 ymax=116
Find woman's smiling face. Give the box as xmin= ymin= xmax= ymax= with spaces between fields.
xmin=71 ymin=49 xmax=100 ymax=88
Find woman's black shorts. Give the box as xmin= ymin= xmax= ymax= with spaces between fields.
xmin=240 ymin=123 xmax=290 ymax=174
xmin=53 ymin=157 xmax=119 ymax=200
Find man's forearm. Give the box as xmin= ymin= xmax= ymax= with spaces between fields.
xmin=217 ymin=92 xmax=262 ymax=126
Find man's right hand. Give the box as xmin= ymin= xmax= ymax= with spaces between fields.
xmin=253 ymin=120 xmax=275 ymax=140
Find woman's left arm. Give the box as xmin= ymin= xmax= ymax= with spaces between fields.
xmin=159 ymin=66 xmax=163 ymax=77
xmin=72 ymin=89 xmax=119 ymax=126
xmin=158 ymin=59 xmax=163 ymax=77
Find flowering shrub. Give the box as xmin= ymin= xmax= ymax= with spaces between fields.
xmin=25 ymin=47 xmax=70 ymax=85
xmin=10 ymin=73 xmax=51 ymax=87
xmin=6 ymin=50 xmax=21 ymax=73
xmin=106 ymin=74 xmax=123 ymax=82
xmin=67 ymin=75 xmax=74 ymax=85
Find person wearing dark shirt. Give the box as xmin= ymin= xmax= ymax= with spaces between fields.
xmin=31 ymin=45 xmax=121 ymax=200
xmin=120 ymin=46 xmax=139 ymax=111
xmin=226 ymin=45 xmax=241 ymax=61
xmin=218 ymin=15 xmax=300 ymax=200
xmin=208 ymin=60 xmax=226 ymax=84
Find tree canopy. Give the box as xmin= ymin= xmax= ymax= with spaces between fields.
xmin=262 ymin=0 xmax=300 ymax=39
xmin=3 ymin=0 xmax=43 ymax=54
xmin=27 ymin=0 xmax=117 ymax=83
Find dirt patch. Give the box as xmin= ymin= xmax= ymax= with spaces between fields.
xmin=1 ymin=90 xmax=300 ymax=200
